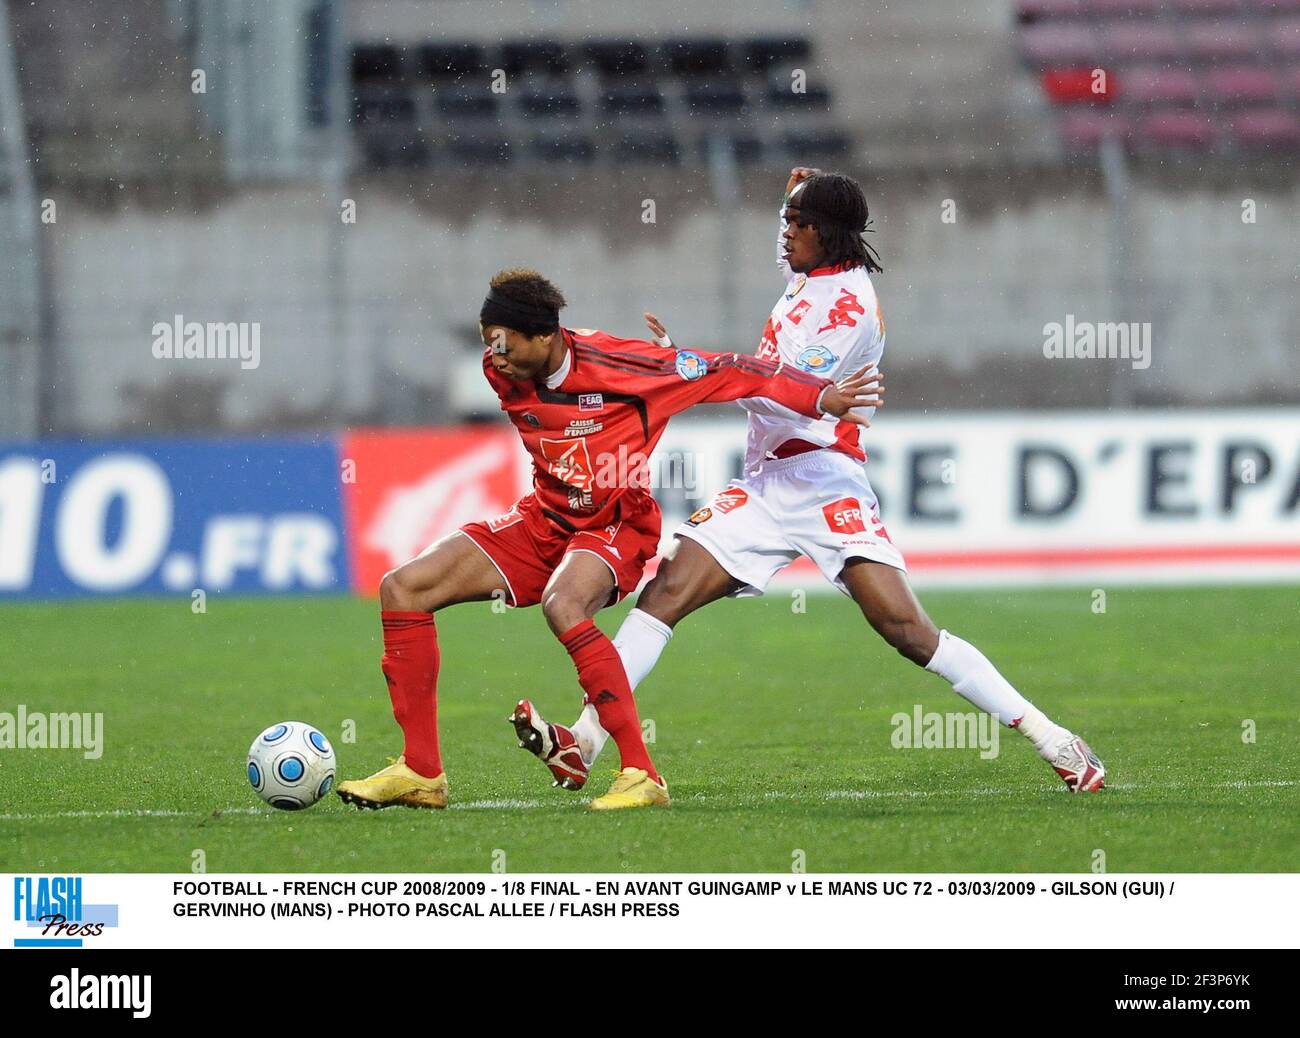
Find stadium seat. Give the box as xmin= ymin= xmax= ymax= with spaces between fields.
xmin=435 ymin=88 xmax=499 ymax=120
xmin=517 ymin=86 xmax=582 ymax=119
xmin=741 ymin=37 xmax=812 ymax=73
xmin=1168 ymin=0 xmax=1252 ymax=12
xmin=1229 ymin=109 xmax=1300 ymax=146
xmin=1186 ymin=23 xmax=1264 ymax=61
xmin=766 ymin=80 xmax=832 ymax=109
xmin=1100 ymin=23 xmax=1185 ymax=62
xmin=446 ymin=135 xmax=512 ymax=165
xmin=1206 ymin=67 xmax=1280 ymax=103
xmin=1015 ymin=0 xmax=1081 ymax=22
xmin=1019 ymin=25 xmax=1101 ymax=67
xmin=415 ymin=43 xmax=486 ymax=80
xmin=353 ymin=86 xmax=417 ymax=125
xmin=781 ymin=130 xmax=852 ymax=159
xmin=684 ymin=81 xmax=749 ymax=115
xmin=529 ymin=134 xmax=595 ymax=163
xmin=1140 ymin=111 xmax=1219 ymax=148
xmin=1088 ymin=0 xmax=1164 ymax=14
xmin=601 ymin=83 xmax=666 ymax=116
xmin=612 ymin=131 xmax=680 ymax=164
xmin=499 ymin=40 xmax=569 ymax=76
xmin=1057 ymin=110 xmax=1129 ymax=150
xmin=661 ymin=38 xmax=733 ymax=77
xmin=583 ymin=40 xmax=650 ymax=76
xmin=352 ymin=45 xmax=403 ymax=84
xmin=1119 ymin=67 xmax=1201 ymax=105
xmin=1273 ymin=18 xmax=1300 ymax=56
xmin=1042 ymin=68 xmax=1113 ymax=104
xmin=360 ymin=129 xmax=431 ymax=169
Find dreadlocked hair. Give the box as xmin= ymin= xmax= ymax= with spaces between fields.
xmin=797 ymin=172 xmax=883 ymax=274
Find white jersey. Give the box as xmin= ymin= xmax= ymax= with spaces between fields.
xmin=739 ymin=208 xmax=886 ymax=474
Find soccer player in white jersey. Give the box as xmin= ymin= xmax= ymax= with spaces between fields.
xmin=510 ymin=167 xmax=1105 ymax=808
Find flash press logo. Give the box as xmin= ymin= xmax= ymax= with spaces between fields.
xmin=12 ymin=876 xmax=119 ymax=947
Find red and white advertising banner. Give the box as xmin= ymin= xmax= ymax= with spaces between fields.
xmin=343 ymin=411 xmax=1300 ymax=592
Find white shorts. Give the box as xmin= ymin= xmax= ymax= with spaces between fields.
xmin=674 ymin=449 xmax=906 ymax=597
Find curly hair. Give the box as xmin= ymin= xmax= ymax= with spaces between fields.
xmin=489 ymin=268 xmax=567 ymax=319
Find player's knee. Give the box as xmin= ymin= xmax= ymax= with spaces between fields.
xmin=540 ymin=588 xmax=585 ymax=636
xmin=379 ymin=565 xmax=424 ymax=612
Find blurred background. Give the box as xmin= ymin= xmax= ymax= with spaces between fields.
xmin=1 ymin=0 xmax=1297 ymax=597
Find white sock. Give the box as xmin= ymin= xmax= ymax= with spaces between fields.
xmin=614 ymin=608 xmax=674 ymax=689
xmin=569 ymin=608 xmax=673 ymax=764
xmin=924 ymin=629 xmax=1068 ymax=754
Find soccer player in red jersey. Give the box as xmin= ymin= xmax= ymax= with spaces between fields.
xmin=336 ymin=268 xmax=883 ymax=811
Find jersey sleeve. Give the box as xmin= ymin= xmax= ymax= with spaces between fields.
xmin=653 ymin=347 xmax=830 ymax=419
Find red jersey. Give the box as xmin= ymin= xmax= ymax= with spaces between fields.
xmin=483 ymin=328 xmax=831 ymax=531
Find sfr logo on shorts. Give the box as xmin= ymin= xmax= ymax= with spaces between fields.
xmin=823 ymin=497 xmax=867 ymax=534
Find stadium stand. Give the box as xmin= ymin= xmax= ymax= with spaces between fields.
xmin=349 ymin=35 xmax=844 ymax=169
xmin=1016 ymin=0 xmax=1300 ymax=153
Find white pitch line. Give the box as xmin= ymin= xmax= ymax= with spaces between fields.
xmin=0 ymin=780 xmax=1291 ymax=823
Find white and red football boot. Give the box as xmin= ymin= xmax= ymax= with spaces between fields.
xmin=1048 ymin=733 xmax=1106 ymax=792
xmin=508 ymin=698 xmax=589 ymax=791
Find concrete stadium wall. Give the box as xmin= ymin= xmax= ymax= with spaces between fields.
xmin=44 ymin=167 xmax=1300 ymax=433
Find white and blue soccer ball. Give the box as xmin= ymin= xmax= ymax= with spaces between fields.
xmin=246 ymin=721 xmax=336 ymax=810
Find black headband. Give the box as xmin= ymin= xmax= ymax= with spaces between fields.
xmin=479 ymin=289 xmax=560 ymax=335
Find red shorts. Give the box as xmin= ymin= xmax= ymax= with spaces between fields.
xmin=459 ymin=493 xmax=661 ymax=608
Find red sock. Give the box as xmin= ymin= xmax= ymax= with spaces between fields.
xmin=380 ymin=610 xmax=442 ymax=778
xmin=559 ymin=620 xmax=659 ymax=783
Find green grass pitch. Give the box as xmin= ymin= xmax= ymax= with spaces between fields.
xmin=1 ymin=585 xmax=1296 ymax=873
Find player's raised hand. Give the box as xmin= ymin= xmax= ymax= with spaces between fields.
xmin=785 ymin=166 xmax=820 ymax=197
xmin=644 ymin=311 xmax=673 ymax=348
xmin=818 ymin=365 xmax=884 ymax=426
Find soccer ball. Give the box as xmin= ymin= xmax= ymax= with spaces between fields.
xmin=246 ymin=721 xmax=336 ymax=810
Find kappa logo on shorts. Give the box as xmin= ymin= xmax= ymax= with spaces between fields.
xmin=713 ymin=487 xmax=749 ymax=514
xmin=823 ymin=497 xmax=867 ymax=534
